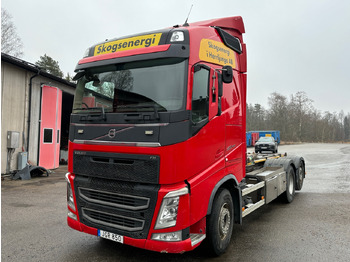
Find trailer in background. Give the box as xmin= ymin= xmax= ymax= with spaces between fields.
xmin=251 ymin=132 xmax=259 ymax=146
xmin=246 ymin=132 xmax=252 ymax=147
xmin=246 ymin=131 xmax=261 ymax=146
xmin=249 ymin=130 xmax=280 ymax=144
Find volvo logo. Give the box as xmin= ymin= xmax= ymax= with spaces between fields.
xmin=108 ymin=129 xmax=116 ymax=138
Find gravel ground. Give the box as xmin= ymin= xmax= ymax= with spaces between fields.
xmin=2 ymin=143 xmax=350 ymax=261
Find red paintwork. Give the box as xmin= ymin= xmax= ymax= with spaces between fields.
xmin=68 ymin=16 xmax=247 ymax=253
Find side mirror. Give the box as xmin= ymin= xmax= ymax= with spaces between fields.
xmin=222 ymin=66 xmax=233 ymax=83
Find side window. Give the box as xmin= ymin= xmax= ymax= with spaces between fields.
xmin=192 ymin=67 xmax=209 ymax=123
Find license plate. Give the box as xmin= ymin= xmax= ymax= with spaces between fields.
xmin=98 ymin=230 xmax=124 ymax=244
xmin=261 ymin=147 xmax=267 ymax=149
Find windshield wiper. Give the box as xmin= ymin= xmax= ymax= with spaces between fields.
xmin=122 ymin=104 xmax=164 ymax=121
xmin=74 ymin=107 xmax=106 ymax=121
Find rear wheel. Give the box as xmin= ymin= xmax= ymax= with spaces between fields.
xmin=282 ymin=166 xmax=295 ymax=203
xmin=295 ymin=161 xmax=305 ymax=190
xmin=206 ymin=188 xmax=234 ymax=256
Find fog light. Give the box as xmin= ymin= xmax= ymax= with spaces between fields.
xmin=68 ymin=210 xmax=77 ymax=220
xmin=151 ymin=231 xmax=182 ymax=242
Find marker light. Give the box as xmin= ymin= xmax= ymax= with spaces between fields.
xmin=83 ymin=48 xmax=90 ymax=57
xmin=170 ymin=31 xmax=184 ymax=42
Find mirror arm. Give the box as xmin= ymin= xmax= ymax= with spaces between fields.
xmin=212 ymin=73 xmax=216 ymax=95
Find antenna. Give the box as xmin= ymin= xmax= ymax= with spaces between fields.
xmin=183 ymin=4 xmax=193 ymax=26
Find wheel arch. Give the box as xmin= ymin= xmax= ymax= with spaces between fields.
xmin=264 ymin=158 xmax=296 ymax=174
xmin=207 ymin=175 xmax=242 ymax=224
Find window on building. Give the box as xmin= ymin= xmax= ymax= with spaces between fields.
xmin=43 ymin=128 xmax=53 ymax=143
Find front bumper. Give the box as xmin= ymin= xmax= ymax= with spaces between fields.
xmin=66 ymin=171 xmax=205 ymax=254
xmin=255 ymin=144 xmax=275 ymax=152
xmin=67 ymin=216 xmax=201 ymax=253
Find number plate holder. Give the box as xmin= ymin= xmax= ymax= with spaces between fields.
xmin=98 ymin=229 xmax=124 ymax=244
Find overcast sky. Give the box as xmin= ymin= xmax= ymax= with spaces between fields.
xmin=2 ymin=0 xmax=350 ymax=114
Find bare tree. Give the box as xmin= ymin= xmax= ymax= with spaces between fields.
xmin=344 ymin=115 xmax=350 ymax=141
xmin=246 ymin=90 xmax=349 ymax=143
xmin=289 ymin=91 xmax=314 ymax=141
xmin=1 ymin=8 xmax=23 ymax=58
xmin=267 ymin=92 xmax=288 ymax=139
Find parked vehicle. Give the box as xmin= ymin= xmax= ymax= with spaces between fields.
xmin=255 ymin=136 xmax=278 ymax=153
xmin=66 ymin=16 xmax=305 ymax=256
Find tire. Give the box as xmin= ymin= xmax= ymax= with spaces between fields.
xmin=295 ymin=160 xmax=305 ymax=190
xmin=206 ymin=188 xmax=234 ymax=256
xmin=282 ymin=166 xmax=296 ymax=203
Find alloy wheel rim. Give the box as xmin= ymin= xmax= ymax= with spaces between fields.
xmin=218 ymin=203 xmax=231 ymax=240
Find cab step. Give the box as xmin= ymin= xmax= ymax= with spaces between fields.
xmin=242 ymin=199 xmax=265 ymax=217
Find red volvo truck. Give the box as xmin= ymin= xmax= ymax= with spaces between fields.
xmin=66 ymin=16 xmax=305 ymax=256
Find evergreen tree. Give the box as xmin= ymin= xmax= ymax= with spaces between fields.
xmin=35 ymin=54 xmax=64 ymax=78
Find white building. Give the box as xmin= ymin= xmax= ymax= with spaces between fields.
xmin=1 ymin=53 xmax=76 ymax=174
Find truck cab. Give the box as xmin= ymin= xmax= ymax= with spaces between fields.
xmin=66 ymin=16 xmax=304 ymax=256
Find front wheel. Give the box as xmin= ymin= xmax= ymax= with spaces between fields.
xmin=206 ymin=188 xmax=234 ymax=256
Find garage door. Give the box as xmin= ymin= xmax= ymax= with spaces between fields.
xmin=38 ymin=85 xmax=62 ymax=169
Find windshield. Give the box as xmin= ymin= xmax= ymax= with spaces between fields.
xmin=73 ymin=59 xmax=187 ymax=113
xmin=258 ymin=137 xmax=275 ymax=142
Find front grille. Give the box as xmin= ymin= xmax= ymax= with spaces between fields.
xmin=73 ymin=151 xmax=160 ymax=184
xmin=258 ymin=144 xmax=271 ymax=148
xmin=78 ymin=187 xmax=150 ymax=211
xmin=82 ymin=208 xmax=144 ymax=231
xmin=74 ymin=175 xmax=159 ymax=239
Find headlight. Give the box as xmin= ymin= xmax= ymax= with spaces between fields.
xmin=65 ymin=173 xmax=76 ymax=212
xmin=155 ymin=187 xmax=188 ymax=229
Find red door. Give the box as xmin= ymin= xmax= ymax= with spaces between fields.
xmin=38 ymin=85 xmax=62 ymax=169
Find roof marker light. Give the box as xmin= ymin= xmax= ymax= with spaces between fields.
xmin=170 ymin=31 xmax=184 ymax=42
xmin=83 ymin=48 xmax=90 ymax=57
